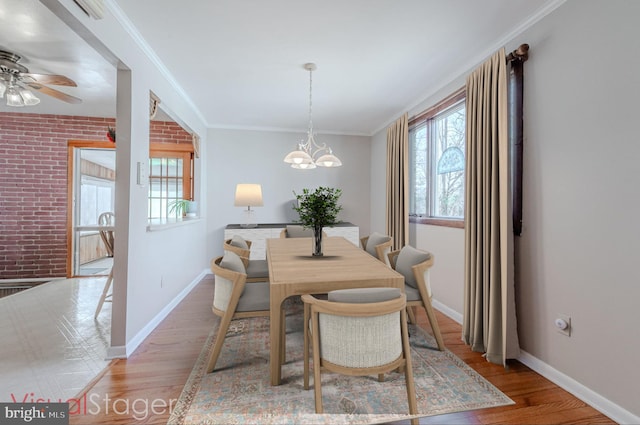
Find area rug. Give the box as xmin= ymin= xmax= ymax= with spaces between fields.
xmin=168 ymin=301 xmax=513 ymax=424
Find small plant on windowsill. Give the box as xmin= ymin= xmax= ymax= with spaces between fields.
xmin=168 ymin=199 xmax=198 ymax=218
xmin=106 ymin=127 xmax=116 ymax=143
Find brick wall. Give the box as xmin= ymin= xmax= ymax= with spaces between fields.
xmin=0 ymin=113 xmax=191 ymax=279
xmin=150 ymin=120 xmax=193 ymax=145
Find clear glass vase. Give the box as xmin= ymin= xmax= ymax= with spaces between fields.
xmin=312 ymin=228 xmax=323 ymax=256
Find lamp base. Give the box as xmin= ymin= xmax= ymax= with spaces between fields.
xmin=241 ymin=208 xmax=257 ymax=228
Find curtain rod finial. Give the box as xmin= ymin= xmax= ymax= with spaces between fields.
xmin=508 ymin=44 xmax=529 ymax=62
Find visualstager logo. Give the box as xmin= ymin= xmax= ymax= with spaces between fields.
xmin=6 ymin=393 xmax=177 ymax=422
xmin=1 ymin=403 xmax=68 ymax=424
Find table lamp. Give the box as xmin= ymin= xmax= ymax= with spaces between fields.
xmin=234 ymin=184 xmax=263 ymax=228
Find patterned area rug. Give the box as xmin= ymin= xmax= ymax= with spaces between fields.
xmin=169 ymin=300 xmax=513 ymax=424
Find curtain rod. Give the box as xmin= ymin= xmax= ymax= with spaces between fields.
xmin=507 ymin=44 xmax=529 ymax=62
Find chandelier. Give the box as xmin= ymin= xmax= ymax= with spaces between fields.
xmin=283 ymin=63 xmax=342 ymax=169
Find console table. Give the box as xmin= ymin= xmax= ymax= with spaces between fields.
xmin=224 ymin=222 xmax=359 ymax=260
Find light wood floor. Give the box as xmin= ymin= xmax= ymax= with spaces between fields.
xmin=71 ymin=276 xmax=616 ymax=424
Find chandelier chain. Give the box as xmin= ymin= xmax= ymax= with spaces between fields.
xmin=308 ymin=66 xmax=313 ymax=134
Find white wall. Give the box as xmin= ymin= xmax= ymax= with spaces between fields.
xmin=206 ymin=128 xmax=371 ymax=261
xmin=48 ymin=0 xmax=210 ymax=355
xmin=371 ymin=0 xmax=640 ymax=420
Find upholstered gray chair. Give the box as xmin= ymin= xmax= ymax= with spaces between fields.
xmin=206 ymin=251 xmax=282 ymax=372
xmin=279 ymin=224 xmax=315 ymax=238
xmin=388 ymin=245 xmax=445 ymax=351
xmin=302 ymin=288 xmax=418 ymax=423
xmin=360 ymin=232 xmax=393 ymax=264
xmin=223 ymin=234 xmax=269 ymax=282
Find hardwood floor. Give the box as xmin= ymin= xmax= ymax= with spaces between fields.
xmin=71 ymin=276 xmax=616 ymax=424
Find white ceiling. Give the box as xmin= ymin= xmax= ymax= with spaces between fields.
xmin=1 ymin=0 xmax=557 ymax=135
xmin=0 ymin=0 xmax=117 ymax=117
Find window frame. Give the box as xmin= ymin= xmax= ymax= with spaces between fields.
xmin=409 ymin=87 xmax=466 ymax=229
xmin=148 ymin=142 xmax=194 ymax=220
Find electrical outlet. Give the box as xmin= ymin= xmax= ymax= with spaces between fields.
xmin=555 ymin=313 xmax=571 ymax=337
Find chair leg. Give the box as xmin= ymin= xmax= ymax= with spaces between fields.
xmin=206 ymin=312 xmax=235 ymax=373
xmin=406 ymin=306 xmax=417 ymax=324
xmin=94 ymin=269 xmax=113 ymax=319
xmin=401 ymin=310 xmax=419 ymax=425
xmin=303 ymin=302 xmax=310 ymax=390
xmin=423 ymin=300 xmax=445 ymax=351
xmin=311 ymin=315 xmax=323 ymax=413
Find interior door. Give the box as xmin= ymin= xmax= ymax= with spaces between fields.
xmin=67 ymin=141 xmax=116 ymax=277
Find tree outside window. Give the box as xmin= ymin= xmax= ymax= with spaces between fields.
xmin=409 ymin=97 xmax=465 ymax=223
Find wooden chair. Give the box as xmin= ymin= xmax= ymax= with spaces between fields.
xmin=302 ymin=288 xmax=418 ymax=424
xmin=206 ymin=251 xmax=283 ymax=372
xmin=98 ymin=212 xmax=114 ymax=257
xmin=388 ymin=246 xmax=445 ymax=351
xmin=223 ymin=236 xmax=269 ymax=282
xmin=94 ymin=212 xmax=114 ymax=319
xmin=279 ymin=225 xmax=327 ymax=238
xmin=360 ymin=232 xmax=393 ymax=264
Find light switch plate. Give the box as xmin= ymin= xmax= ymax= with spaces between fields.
xmin=136 ymin=161 xmax=146 ymax=186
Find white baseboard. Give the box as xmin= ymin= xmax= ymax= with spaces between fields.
xmin=106 ymin=269 xmax=208 ymax=359
xmin=517 ymin=350 xmax=639 ymax=425
xmin=431 ymin=299 xmax=639 ymax=424
xmin=432 ymin=298 xmax=462 ymax=324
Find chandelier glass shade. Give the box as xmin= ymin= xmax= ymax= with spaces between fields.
xmin=284 ymin=63 xmax=342 ymax=169
xmin=0 ymin=75 xmax=40 ymax=107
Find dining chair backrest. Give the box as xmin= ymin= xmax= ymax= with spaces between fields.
xmin=388 ymin=245 xmax=444 ymax=351
xmin=207 ymin=251 xmax=271 ymax=373
xmin=280 ymin=225 xmax=314 ymax=238
xmin=223 ymin=236 xmax=251 ymax=261
xmin=360 ymin=232 xmax=393 ymax=264
xmin=98 ymin=212 xmax=115 ymax=257
xmin=302 ymin=287 xmax=417 ymax=420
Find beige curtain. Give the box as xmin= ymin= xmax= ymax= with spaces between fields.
xmin=385 ymin=113 xmax=409 ymax=250
xmin=463 ymin=48 xmax=520 ymax=366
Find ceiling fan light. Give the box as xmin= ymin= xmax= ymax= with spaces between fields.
xmin=6 ymin=87 xmax=24 ymax=107
xmin=20 ymin=88 xmax=40 ymax=105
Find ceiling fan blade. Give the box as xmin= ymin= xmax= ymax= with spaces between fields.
xmin=26 ymin=82 xmax=82 ymax=104
xmin=22 ymin=73 xmax=77 ymax=87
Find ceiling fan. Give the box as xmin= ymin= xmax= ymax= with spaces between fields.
xmin=0 ymin=49 xmax=82 ymax=107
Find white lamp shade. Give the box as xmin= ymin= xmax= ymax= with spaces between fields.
xmin=283 ymin=149 xmax=313 ymax=165
xmin=315 ymin=153 xmax=342 ymax=167
xmin=291 ymin=162 xmax=316 ymax=170
xmin=234 ymin=184 xmax=264 ymax=207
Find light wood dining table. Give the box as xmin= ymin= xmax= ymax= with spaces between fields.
xmin=266 ymin=236 xmax=405 ymax=385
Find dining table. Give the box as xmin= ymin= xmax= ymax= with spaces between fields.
xmin=266 ymin=236 xmax=405 ymax=386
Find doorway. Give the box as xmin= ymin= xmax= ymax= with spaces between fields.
xmin=67 ymin=141 xmax=116 ymax=277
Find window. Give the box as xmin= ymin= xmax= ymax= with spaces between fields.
xmin=148 ymin=143 xmax=194 ymax=220
xmin=409 ymin=89 xmax=465 ymax=226
xmin=80 ymin=175 xmax=115 ymax=225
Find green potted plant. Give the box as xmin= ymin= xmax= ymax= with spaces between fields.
xmin=168 ymin=199 xmax=198 ymax=218
xmin=293 ymin=186 xmax=343 ymax=256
